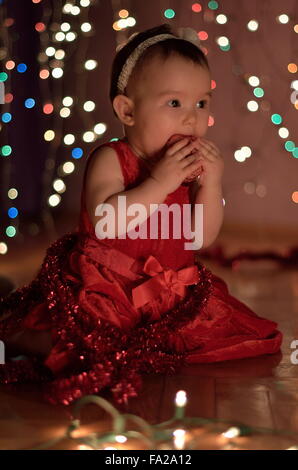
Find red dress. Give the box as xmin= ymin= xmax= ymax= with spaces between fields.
xmin=0 ymin=137 xmax=283 ymax=406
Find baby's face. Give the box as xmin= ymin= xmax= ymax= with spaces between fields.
xmin=125 ymin=54 xmax=212 ymax=160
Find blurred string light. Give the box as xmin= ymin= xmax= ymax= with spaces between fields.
xmin=0 ymin=2 xmax=23 ymax=248
xmin=247 ymin=20 xmax=259 ymax=31
xmin=239 ymin=70 xmax=297 ymax=169
xmin=113 ymin=9 xmax=136 ymax=31
xmin=26 ymin=391 xmax=298 ymax=450
xmin=83 ymin=100 xmax=95 ymax=111
xmin=34 ymin=0 xmax=103 ymax=223
xmin=164 ymin=9 xmax=175 ymax=19
xmin=215 ymin=14 xmax=227 ymax=24
xmin=25 ymin=98 xmax=35 ymax=108
xmin=8 ymin=188 xmax=18 ymax=199
xmin=1 ymin=145 xmax=12 ymax=156
xmin=64 ymin=134 xmax=75 ymax=145
xmin=17 ymin=63 xmax=27 ymax=73
xmin=81 ymin=22 xmax=92 ymax=33
xmin=72 ymin=148 xmax=83 ymax=159
xmin=63 ymin=96 xmax=73 ymax=106
xmin=192 ymin=3 xmax=202 ymax=14
xmin=5 ymin=60 xmax=15 ymax=70
xmin=43 ymin=103 xmax=54 ymax=114
xmin=216 ymin=35 xmax=230 ymax=51
xmin=0 ymin=243 xmax=8 ymax=255
xmin=234 ymin=146 xmax=252 ymax=162
xmin=208 ymin=1 xmax=219 ymax=10
xmin=210 ymin=4 xmax=298 ymax=206
xmin=278 ymin=14 xmax=290 ymax=24
xmin=6 ymin=226 xmax=17 ymax=238
xmin=8 ymin=207 xmax=18 ymax=219
xmin=53 ymin=179 xmax=66 ymax=193
xmin=85 ymin=59 xmax=98 ymax=70
xmin=1 ymin=112 xmax=12 ymax=122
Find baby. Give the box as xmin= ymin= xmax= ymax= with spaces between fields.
xmin=0 ymin=24 xmax=282 ymax=407
xmin=85 ymin=24 xmax=225 ymax=248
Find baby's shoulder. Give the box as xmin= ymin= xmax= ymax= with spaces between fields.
xmin=85 ymin=144 xmax=126 ymax=227
xmin=86 ymin=144 xmax=125 ymax=188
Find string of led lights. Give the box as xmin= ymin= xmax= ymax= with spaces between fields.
xmin=0 ymin=0 xmax=18 ymax=248
xmin=0 ymin=0 xmax=104 ymax=252
xmin=25 ymin=391 xmax=298 ymax=450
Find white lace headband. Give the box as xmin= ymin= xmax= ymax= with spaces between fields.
xmin=116 ymin=27 xmax=202 ymax=95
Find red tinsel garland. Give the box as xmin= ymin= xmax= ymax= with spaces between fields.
xmin=0 ymin=232 xmax=213 ymax=408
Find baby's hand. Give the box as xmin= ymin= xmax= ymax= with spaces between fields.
xmin=191 ymin=137 xmax=224 ymax=187
xmin=149 ymin=137 xmax=202 ymax=195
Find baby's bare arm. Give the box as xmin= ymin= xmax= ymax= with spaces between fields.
xmin=85 ymin=146 xmax=169 ymax=238
xmin=192 ymin=182 xmax=224 ymax=249
xmin=101 ymin=177 xmax=169 ymax=237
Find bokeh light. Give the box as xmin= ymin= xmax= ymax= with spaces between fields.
xmin=62 ymin=161 xmax=75 ymax=174
xmin=8 ymin=188 xmax=18 ymax=199
xmin=271 ymin=113 xmax=282 ymax=125
xmin=62 ymin=96 xmax=73 ymax=106
xmin=5 ymin=60 xmax=15 ymax=70
xmin=8 ymin=207 xmax=18 ymax=218
xmin=17 ymin=63 xmax=27 ymax=73
xmin=53 ymin=179 xmax=66 ymax=193
xmin=1 ymin=112 xmax=12 ymax=123
xmin=40 ymin=69 xmax=50 ymax=79
xmin=64 ymin=134 xmax=75 ymax=145
xmin=83 ymin=101 xmax=95 ymax=112
xmin=164 ymin=9 xmax=175 ymax=19
xmin=72 ymin=148 xmax=84 ymax=159
xmin=247 ymin=100 xmax=259 ymax=112
xmin=43 ymin=103 xmax=54 ymax=114
xmin=247 ymin=20 xmax=259 ymax=31
xmin=208 ymin=1 xmax=218 ymax=10
xmin=0 ymin=243 xmax=8 ymax=255
xmin=25 ymin=98 xmax=35 ymax=108
xmin=1 ymin=145 xmax=12 ymax=156
xmin=192 ymin=3 xmax=202 ymax=13
xmin=85 ymin=60 xmax=98 ymax=70
xmin=48 ymin=194 xmax=61 ymax=207
xmin=6 ymin=226 xmax=16 ymax=237
xmin=44 ymin=130 xmax=55 ymax=141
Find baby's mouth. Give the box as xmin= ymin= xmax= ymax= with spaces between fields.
xmin=152 ymin=134 xmax=196 ymax=163
xmin=166 ymin=134 xmax=194 ymax=147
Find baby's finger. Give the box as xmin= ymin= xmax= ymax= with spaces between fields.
xmin=180 ymin=153 xmax=197 ymax=168
xmin=201 ymin=139 xmax=220 ymax=155
xmin=166 ymin=137 xmax=191 ymax=156
xmin=184 ymin=156 xmax=202 ymax=172
xmin=199 ymin=144 xmax=217 ymax=160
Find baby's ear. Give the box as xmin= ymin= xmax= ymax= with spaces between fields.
xmin=112 ymin=94 xmax=135 ymax=126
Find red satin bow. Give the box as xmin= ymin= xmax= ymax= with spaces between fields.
xmin=132 ymin=255 xmax=200 ymax=309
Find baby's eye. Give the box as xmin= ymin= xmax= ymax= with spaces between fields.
xmin=168 ymin=99 xmax=180 ymax=107
xmin=197 ymin=100 xmax=208 ymax=109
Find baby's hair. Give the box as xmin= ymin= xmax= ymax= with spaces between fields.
xmin=109 ymin=23 xmax=210 ymax=119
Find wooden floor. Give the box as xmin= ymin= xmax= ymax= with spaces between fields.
xmin=0 ymin=222 xmax=298 ymax=450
